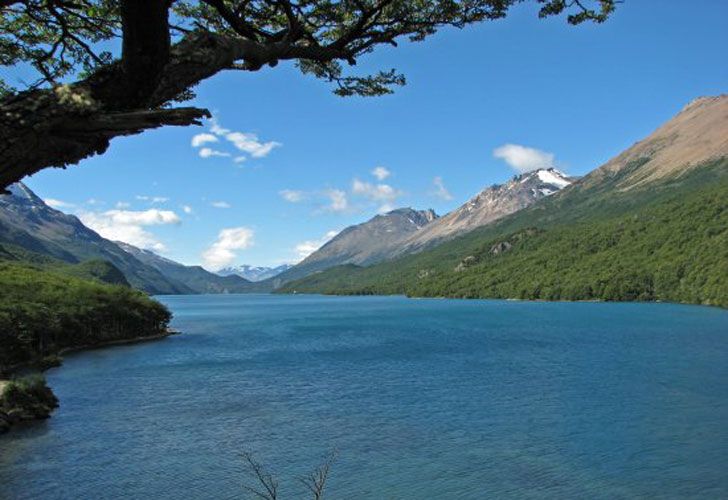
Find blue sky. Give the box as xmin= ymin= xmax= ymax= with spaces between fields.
xmin=18 ymin=1 xmax=728 ymax=269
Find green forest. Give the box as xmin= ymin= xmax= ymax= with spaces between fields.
xmin=0 ymin=260 xmax=171 ymax=375
xmin=280 ymin=164 xmax=728 ymax=308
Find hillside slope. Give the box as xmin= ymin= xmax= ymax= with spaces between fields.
xmin=397 ymin=168 xmax=573 ymax=255
xmin=0 ymin=184 xmax=190 ymax=294
xmin=280 ymin=96 xmax=728 ymax=307
xmin=269 ymin=207 xmax=438 ymax=286
xmin=117 ymin=242 xmax=258 ymax=294
xmin=282 ymin=174 xmax=728 ymax=307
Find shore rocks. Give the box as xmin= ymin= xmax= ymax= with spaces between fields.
xmin=0 ymin=375 xmax=59 ymax=434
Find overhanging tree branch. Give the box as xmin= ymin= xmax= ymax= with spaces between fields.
xmin=0 ymin=0 xmax=620 ymax=189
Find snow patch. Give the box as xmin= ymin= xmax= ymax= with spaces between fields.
xmin=537 ymin=169 xmax=571 ymax=188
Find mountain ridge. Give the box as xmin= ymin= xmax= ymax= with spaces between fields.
xmin=0 ymin=184 xmax=190 ymax=294
xmin=396 ymin=168 xmax=574 ymax=255
xmin=278 ymin=95 xmax=728 ymax=306
xmin=217 ymin=264 xmax=293 ymax=282
xmin=116 ymin=242 xmax=258 ymax=294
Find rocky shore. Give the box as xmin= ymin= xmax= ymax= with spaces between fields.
xmin=0 ymin=375 xmax=59 ymax=433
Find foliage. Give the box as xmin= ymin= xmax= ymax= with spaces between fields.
xmin=0 ymin=242 xmax=130 ymax=286
xmin=280 ymin=161 xmax=728 ymax=308
xmin=1 ymin=373 xmax=58 ymax=412
xmin=0 ymin=261 xmax=171 ymax=373
xmin=0 ymin=373 xmax=59 ymax=430
xmin=0 ymin=1 xmax=618 ymax=189
xmin=1 ymin=0 xmax=618 ymax=95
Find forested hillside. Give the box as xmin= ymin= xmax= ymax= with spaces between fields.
xmin=0 ymin=262 xmax=171 ymax=374
xmin=280 ymin=161 xmax=728 ymax=308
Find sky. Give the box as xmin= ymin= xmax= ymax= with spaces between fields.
xmin=14 ymin=1 xmax=728 ymax=269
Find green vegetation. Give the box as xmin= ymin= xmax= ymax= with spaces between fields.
xmin=0 ymin=261 xmax=171 ymax=375
xmin=0 ymin=242 xmax=130 ymax=286
xmin=280 ymin=161 xmax=728 ymax=308
xmin=0 ymin=374 xmax=59 ymax=432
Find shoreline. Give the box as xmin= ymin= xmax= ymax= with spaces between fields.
xmin=0 ymin=328 xmax=180 ymax=434
xmin=58 ymin=328 xmax=180 ymax=356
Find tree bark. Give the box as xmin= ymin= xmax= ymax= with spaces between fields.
xmin=119 ymin=0 xmax=171 ymax=107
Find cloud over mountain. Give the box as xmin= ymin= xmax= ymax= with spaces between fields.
xmin=202 ymin=227 xmax=255 ymax=270
xmin=493 ymin=144 xmax=556 ymax=173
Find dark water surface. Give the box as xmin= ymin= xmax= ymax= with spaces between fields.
xmin=2 ymin=295 xmax=727 ymax=499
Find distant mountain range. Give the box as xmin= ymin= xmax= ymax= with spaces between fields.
xmin=267 ymin=170 xmax=574 ymax=287
xmin=116 ymin=242 xmax=257 ymax=294
xmin=217 ymin=264 xmax=293 ymax=282
xmin=0 ymin=185 xmax=260 ymax=294
xmin=3 ymin=95 xmax=725 ymax=306
xmin=0 ymin=184 xmax=189 ymax=294
xmin=269 ymin=208 xmax=438 ymax=287
xmin=279 ymin=95 xmax=728 ymax=307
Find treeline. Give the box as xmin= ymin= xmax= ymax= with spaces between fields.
xmin=281 ymin=175 xmax=728 ymax=308
xmin=0 ymin=262 xmax=171 ymax=374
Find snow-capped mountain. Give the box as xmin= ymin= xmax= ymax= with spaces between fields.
xmin=396 ymin=168 xmax=574 ymax=254
xmin=217 ymin=264 xmax=294 ymax=282
xmin=116 ymin=241 xmax=257 ymax=293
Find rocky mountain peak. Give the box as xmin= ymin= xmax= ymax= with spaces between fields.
xmin=397 ymin=168 xmax=574 ymax=254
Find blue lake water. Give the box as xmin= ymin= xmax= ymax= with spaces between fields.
xmin=1 ymin=295 xmax=728 ymax=499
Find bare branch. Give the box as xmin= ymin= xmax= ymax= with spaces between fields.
xmin=240 ymin=451 xmax=279 ymax=500
xmin=298 ymin=451 xmax=337 ymax=500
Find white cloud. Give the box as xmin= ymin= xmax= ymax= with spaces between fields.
xmin=199 ymin=147 xmax=231 ymax=159
xmin=324 ymin=189 xmax=348 ymax=213
xmin=225 ymin=132 xmax=281 ymax=158
xmin=209 ymin=118 xmax=230 ymax=136
xmin=79 ymin=209 xmax=181 ymax=252
xmin=279 ymin=189 xmax=306 ymax=203
xmin=44 ymin=198 xmax=74 ymax=209
xmin=352 ymin=179 xmax=401 ymax=202
xmin=202 ymin=227 xmax=255 ymax=270
xmin=351 ymin=178 xmax=402 ymax=212
xmin=202 ymin=117 xmax=281 ymax=162
xmin=295 ymin=230 xmax=339 ymax=261
xmin=493 ymin=144 xmax=556 ymax=173
xmin=431 ymin=176 xmax=453 ymax=201
xmin=136 ymin=195 xmax=169 ymax=204
xmin=371 ymin=166 xmax=391 ymax=181
xmin=191 ymin=133 xmax=219 ymax=148
xmin=98 ymin=209 xmax=180 ymax=226
xmin=115 ymin=201 xmax=131 ymax=209
xmin=211 ymin=201 xmax=231 ymax=209
xmin=182 ymin=205 xmax=193 ymax=214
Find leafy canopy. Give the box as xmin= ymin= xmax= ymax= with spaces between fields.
xmin=0 ymin=0 xmax=618 ymax=97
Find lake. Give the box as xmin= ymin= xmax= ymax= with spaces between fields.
xmin=1 ymin=295 xmax=727 ymax=499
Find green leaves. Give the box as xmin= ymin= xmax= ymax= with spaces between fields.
xmin=0 ymin=0 xmax=119 ymax=88
xmin=1 ymin=0 xmax=619 ymax=97
xmin=0 ymin=261 xmax=171 ymax=372
xmin=279 ymin=161 xmax=728 ymax=308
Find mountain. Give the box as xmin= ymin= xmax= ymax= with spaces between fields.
xmin=217 ymin=264 xmax=294 ymax=282
xmin=397 ymin=168 xmax=573 ymax=255
xmin=582 ymin=95 xmax=728 ymax=189
xmin=116 ymin=242 xmax=257 ymax=294
xmin=0 ymin=241 xmax=130 ymax=287
xmin=279 ymin=95 xmax=728 ymax=307
xmin=265 ymin=167 xmax=571 ymax=289
xmin=0 ymin=184 xmax=189 ymax=294
xmin=270 ymin=207 xmax=438 ymax=286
